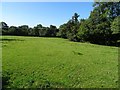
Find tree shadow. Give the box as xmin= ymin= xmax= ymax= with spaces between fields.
xmin=0 ymin=39 xmax=24 ymax=42
xmin=1 ymin=76 xmax=10 ymax=89
xmin=72 ymin=51 xmax=83 ymax=55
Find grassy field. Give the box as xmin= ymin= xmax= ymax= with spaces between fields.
xmin=1 ymin=36 xmax=118 ymax=88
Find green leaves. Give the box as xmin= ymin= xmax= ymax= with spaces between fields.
xmin=58 ymin=13 xmax=80 ymax=41
xmin=111 ymin=16 xmax=120 ymax=34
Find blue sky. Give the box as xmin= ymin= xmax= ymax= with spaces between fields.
xmin=2 ymin=2 xmax=94 ymax=28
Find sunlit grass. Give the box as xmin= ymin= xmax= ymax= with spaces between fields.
xmin=2 ymin=36 xmax=118 ymax=88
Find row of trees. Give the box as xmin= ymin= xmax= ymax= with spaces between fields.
xmin=58 ymin=2 xmax=120 ymax=46
xmin=1 ymin=2 xmax=120 ymax=46
xmin=1 ymin=23 xmax=59 ymax=37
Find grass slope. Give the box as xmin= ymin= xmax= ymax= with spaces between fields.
xmin=1 ymin=36 xmax=118 ymax=88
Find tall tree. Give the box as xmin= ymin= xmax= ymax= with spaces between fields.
xmin=67 ymin=13 xmax=80 ymax=41
xmin=34 ymin=24 xmax=42 ymax=36
xmin=87 ymin=2 xmax=120 ymax=45
xmin=77 ymin=19 xmax=91 ymax=42
xmin=1 ymin=22 xmax=9 ymax=35
xmin=18 ymin=25 xmax=29 ymax=36
xmin=110 ymin=16 xmax=120 ymax=45
xmin=9 ymin=26 xmax=17 ymax=35
xmin=57 ymin=23 xmax=68 ymax=38
xmin=46 ymin=25 xmax=58 ymax=37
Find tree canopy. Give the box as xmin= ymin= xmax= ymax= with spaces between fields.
xmin=1 ymin=2 xmax=120 ymax=46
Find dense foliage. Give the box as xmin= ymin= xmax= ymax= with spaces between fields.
xmin=1 ymin=23 xmax=58 ymax=37
xmin=58 ymin=2 xmax=120 ymax=46
xmin=1 ymin=2 xmax=120 ymax=46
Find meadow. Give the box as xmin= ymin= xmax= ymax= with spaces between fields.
xmin=1 ymin=36 xmax=118 ymax=88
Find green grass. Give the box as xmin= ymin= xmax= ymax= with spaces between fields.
xmin=1 ymin=36 xmax=118 ymax=88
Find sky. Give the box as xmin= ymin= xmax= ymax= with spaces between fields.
xmin=1 ymin=2 xmax=94 ymax=28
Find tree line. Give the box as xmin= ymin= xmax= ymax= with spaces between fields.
xmin=1 ymin=23 xmax=59 ymax=37
xmin=1 ymin=2 xmax=120 ymax=46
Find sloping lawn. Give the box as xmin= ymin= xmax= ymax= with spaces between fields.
xmin=1 ymin=36 xmax=118 ymax=88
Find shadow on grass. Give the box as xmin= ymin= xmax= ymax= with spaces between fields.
xmin=38 ymin=80 xmax=66 ymax=88
xmin=2 ymin=71 xmax=13 ymax=89
xmin=0 ymin=39 xmax=24 ymax=42
xmin=72 ymin=51 xmax=83 ymax=55
xmin=2 ymin=76 xmax=10 ymax=89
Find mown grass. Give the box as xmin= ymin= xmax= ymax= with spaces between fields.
xmin=1 ymin=36 xmax=118 ymax=88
